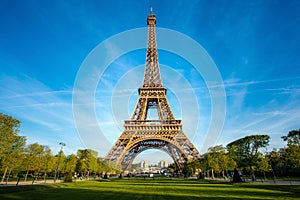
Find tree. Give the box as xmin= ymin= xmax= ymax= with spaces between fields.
xmin=205 ymin=152 xmax=218 ymax=179
xmin=182 ymin=160 xmax=200 ymax=177
xmin=2 ymin=136 xmax=26 ymax=183
xmin=198 ymin=145 xmax=235 ymax=179
xmin=64 ymin=154 xmax=77 ymax=174
xmin=58 ymin=151 xmax=66 ymax=172
xmin=101 ymin=159 xmax=122 ymax=176
xmin=267 ymin=148 xmax=290 ymax=177
xmin=257 ymin=156 xmax=272 ymax=180
xmin=281 ymin=129 xmax=300 ymax=174
xmin=227 ymin=135 xmax=270 ymax=181
xmin=40 ymin=147 xmax=55 ymax=182
xmin=76 ymin=149 xmax=98 ymax=178
xmin=62 ymin=154 xmax=77 ymax=182
xmin=0 ymin=113 xmax=26 ymax=183
xmin=208 ymin=145 xmax=229 ymax=178
xmin=282 ymin=129 xmax=300 ymax=146
xmin=23 ymin=143 xmax=45 ymax=182
xmin=168 ymin=163 xmax=177 ymax=175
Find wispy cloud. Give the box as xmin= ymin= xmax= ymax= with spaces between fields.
xmin=217 ymin=76 xmax=300 ymax=151
xmin=0 ymin=74 xmax=84 ymax=154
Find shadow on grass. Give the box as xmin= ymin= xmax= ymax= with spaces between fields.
xmin=236 ymin=183 xmax=300 ymax=195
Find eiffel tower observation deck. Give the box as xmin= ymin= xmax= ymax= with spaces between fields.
xmin=105 ymin=7 xmax=200 ymax=171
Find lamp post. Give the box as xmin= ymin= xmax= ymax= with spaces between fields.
xmin=54 ymin=142 xmax=66 ymax=183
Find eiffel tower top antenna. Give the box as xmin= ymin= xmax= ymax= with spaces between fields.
xmin=142 ymin=6 xmax=163 ymax=88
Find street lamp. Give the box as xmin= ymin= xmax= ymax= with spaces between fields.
xmin=54 ymin=142 xmax=66 ymax=183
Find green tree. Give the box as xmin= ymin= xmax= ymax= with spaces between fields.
xmin=227 ymin=135 xmax=270 ymax=181
xmin=76 ymin=149 xmax=98 ymax=178
xmin=206 ymin=152 xmax=218 ymax=178
xmin=182 ymin=160 xmax=200 ymax=177
xmin=58 ymin=151 xmax=66 ymax=172
xmin=267 ymin=149 xmax=285 ymax=176
xmin=168 ymin=163 xmax=177 ymax=175
xmin=101 ymin=160 xmax=122 ymax=175
xmin=198 ymin=145 xmax=235 ymax=179
xmin=40 ymin=147 xmax=55 ymax=182
xmin=64 ymin=154 xmax=77 ymax=175
xmin=257 ymin=155 xmax=272 ymax=179
xmin=23 ymin=143 xmax=44 ymax=182
xmin=95 ymin=159 xmax=105 ymax=176
xmin=0 ymin=113 xmax=26 ymax=183
xmin=281 ymin=129 xmax=300 ymax=170
xmin=62 ymin=154 xmax=77 ymax=182
xmin=208 ymin=145 xmax=226 ymax=178
xmin=282 ymin=129 xmax=300 ymax=146
xmin=34 ymin=145 xmax=51 ymax=182
xmin=2 ymin=136 xmax=26 ymax=183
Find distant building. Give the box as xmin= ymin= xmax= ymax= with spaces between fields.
xmin=158 ymin=160 xmax=168 ymax=168
xmin=140 ymin=160 xmax=149 ymax=168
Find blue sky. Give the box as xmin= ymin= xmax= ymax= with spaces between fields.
xmin=0 ymin=0 xmax=300 ymax=164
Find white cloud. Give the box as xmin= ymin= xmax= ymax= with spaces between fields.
xmin=216 ymin=77 xmax=300 ymax=151
xmin=0 ymin=74 xmax=84 ymax=154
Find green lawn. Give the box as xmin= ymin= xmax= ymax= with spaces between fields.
xmin=0 ymin=179 xmax=299 ymax=199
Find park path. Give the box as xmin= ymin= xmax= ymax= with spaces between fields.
xmin=1 ymin=178 xmax=300 ymax=187
xmin=246 ymin=179 xmax=300 ymax=185
xmin=0 ymin=179 xmax=63 ymax=187
xmin=199 ymin=177 xmax=300 ymax=185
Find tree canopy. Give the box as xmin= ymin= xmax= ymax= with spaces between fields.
xmin=282 ymin=129 xmax=300 ymax=147
xmin=281 ymin=129 xmax=300 ymax=169
xmin=227 ymin=135 xmax=270 ymax=168
xmin=226 ymin=135 xmax=270 ymax=181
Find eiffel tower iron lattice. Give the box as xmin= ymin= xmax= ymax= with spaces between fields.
xmin=105 ymin=8 xmax=200 ymax=171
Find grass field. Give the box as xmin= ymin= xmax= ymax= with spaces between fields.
xmin=0 ymin=179 xmax=299 ymax=199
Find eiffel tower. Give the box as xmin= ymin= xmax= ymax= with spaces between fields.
xmin=105 ymin=7 xmax=200 ymax=171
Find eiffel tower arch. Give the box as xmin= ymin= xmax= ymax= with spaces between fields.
xmin=105 ymin=7 xmax=200 ymax=171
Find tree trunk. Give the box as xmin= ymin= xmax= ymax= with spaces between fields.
xmin=43 ymin=172 xmax=47 ymax=183
xmin=1 ymin=167 xmax=8 ymax=183
xmin=32 ymin=171 xmax=36 ymax=184
xmin=6 ymin=168 xmax=12 ymax=184
xmin=271 ymin=168 xmax=277 ymax=183
xmin=211 ymin=169 xmax=214 ymax=179
xmin=36 ymin=155 xmax=42 ymax=182
xmin=250 ymin=166 xmax=256 ymax=182
xmin=24 ymin=170 xmax=29 ymax=182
